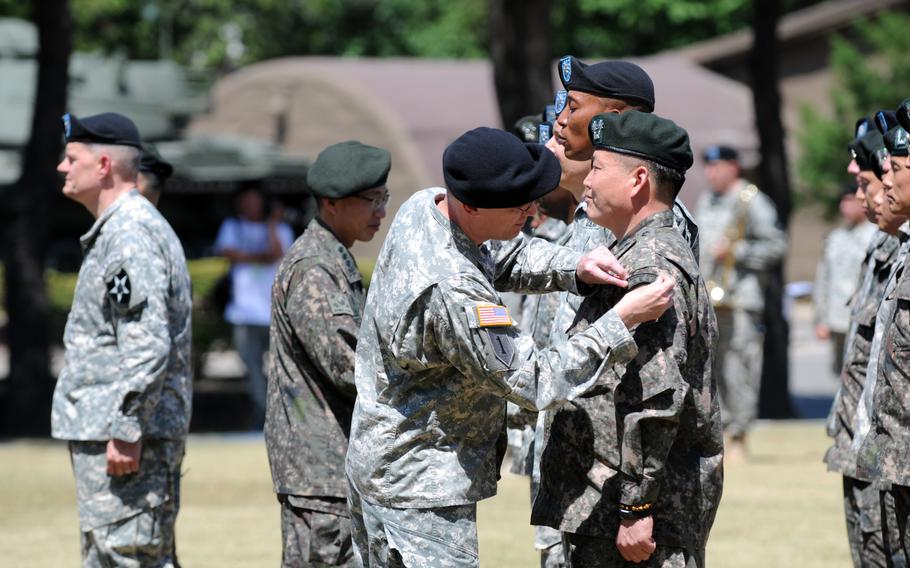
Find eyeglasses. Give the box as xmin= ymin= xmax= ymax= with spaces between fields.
xmin=353 ymin=192 xmax=390 ymax=211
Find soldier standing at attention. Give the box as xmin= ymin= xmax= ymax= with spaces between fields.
xmin=136 ymin=143 xmax=174 ymax=207
xmin=51 ymin=112 xmax=192 ymax=567
xmin=265 ymin=141 xmax=390 ymax=567
xmin=695 ymin=144 xmax=787 ymax=460
xmin=814 ymin=184 xmax=878 ymax=374
xmin=825 ymin=124 xmax=905 ymax=568
xmin=345 ymin=127 xmax=677 ymax=567
xmin=534 ymin=111 xmax=722 ymax=568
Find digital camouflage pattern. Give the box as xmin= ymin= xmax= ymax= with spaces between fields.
xmin=265 ymin=217 xmax=362 ymax=499
xmin=532 ymin=209 xmax=723 ymax=557
xmin=51 ymin=189 xmax=191 ymax=566
xmin=52 ymin=189 xmax=193 ymax=444
xmin=346 ymin=188 xmax=639 ymax=512
xmin=265 ymin=218 xmax=363 ymax=566
xmin=695 ymin=180 xmax=788 ymax=313
xmin=348 ymin=478 xmax=479 ymax=568
xmin=825 ymin=231 xmax=899 ymax=476
xmin=814 ymin=222 xmax=878 ymax=334
xmin=696 ymin=180 xmax=786 ymax=437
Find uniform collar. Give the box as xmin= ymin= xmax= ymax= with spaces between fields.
xmin=427 ymin=189 xmax=490 ymax=275
xmin=612 ymin=208 xmax=675 ymax=258
xmin=79 ymin=188 xmax=139 ymax=249
xmin=311 ymin=217 xmax=361 ymax=284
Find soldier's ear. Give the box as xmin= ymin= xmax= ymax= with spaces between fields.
xmin=629 ymin=164 xmax=649 ymax=197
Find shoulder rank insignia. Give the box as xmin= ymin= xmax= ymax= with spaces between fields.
xmin=476 ymin=304 xmax=512 ymax=327
xmin=107 ymin=268 xmax=132 ymax=308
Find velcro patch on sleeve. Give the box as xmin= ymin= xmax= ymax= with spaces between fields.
xmin=475 ymin=304 xmax=513 ymax=327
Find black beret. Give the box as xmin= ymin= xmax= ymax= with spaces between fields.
xmin=512 ymin=115 xmax=543 ymax=143
xmin=589 ymin=111 xmax=693 ymax=173
xmin=139 ymin=144 xmax=174 ymax=181
xmin=897 ymin=98 xmax=910 ymax=133
xmin=443 ymin=127 xmax=561 ymax=209
xmin=307 ymin=141 xmax=391 ymax=199
xmin=853 ymin=129 xmax=886 ymax=174
xmin=62 ymin=112 xmax=142 ymax=148
xmin=874 ymin=110 xmax=898 ymax=135
xmin=884 ymin=126 xmax=910 ymax=158
xmin=558 ymin=55 xmax=655 ymax=112
xmin=703 ymin=145 xmax=739 ymax=163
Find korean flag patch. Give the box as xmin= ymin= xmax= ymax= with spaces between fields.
xmin=107 ymin=268 xmax=132 ymax=310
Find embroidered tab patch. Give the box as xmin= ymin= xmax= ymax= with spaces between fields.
xmin=476 ymin=304 xmax=512 ymax=327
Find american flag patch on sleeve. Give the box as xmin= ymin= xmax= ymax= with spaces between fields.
xmin=476 ymin=304 xmax=513 ymax=327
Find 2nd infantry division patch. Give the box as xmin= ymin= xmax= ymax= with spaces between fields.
xmin=107 ymin=268 xmax=132 ymax=309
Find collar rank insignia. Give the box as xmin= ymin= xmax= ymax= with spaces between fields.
xmin=107 ymin=268 xmax=131 ymax=308
xmin=560 ymin=56 xmax=572 ymax=84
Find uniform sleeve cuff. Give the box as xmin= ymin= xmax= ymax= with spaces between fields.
xmin=110 ymin=414 xmax=143 ymax=443
xmin=591 ymin=310 xmax=637 ymax=362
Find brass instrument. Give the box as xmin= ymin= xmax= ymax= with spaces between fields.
xmin=705 ymin=184 xmax=758 ymax=308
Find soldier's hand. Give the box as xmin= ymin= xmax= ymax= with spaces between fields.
xmin=576 ymin=246 xmax=628 ymax=288
xmin=613 ymin=273 xmax=675 ymax=328
xmin=616 ymin=515 xmax=656 ymax=563
xmin=712 ymin=237 xmax=732 ymax=263
xmin=815 ymin=323 xmax=831 ymax=341
xmin=107 ymin=438 xmax=142 ymax=476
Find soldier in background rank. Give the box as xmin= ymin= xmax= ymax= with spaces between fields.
xmin=813 ymin=183 xmax=877 ymax=374
xmin=345 ymin=127 xmax=677 ymax=567
xmin=695 ymin=144 xmax=788 ymax=460
xmin=51 ymin=112 xmax=192 ymax=567
xmin=533 ymin=111 xmax=722 ymax=568
xmin=265 ymin=141 xmax=391 ymax=567
xmin=136 ymin=143 xmax=174 ymax=207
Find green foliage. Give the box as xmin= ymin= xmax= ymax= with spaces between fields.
xmin=796 ymin=12 xmax=910 ymax=216
xmin=47 ymin=0 xmax=830 ymax=69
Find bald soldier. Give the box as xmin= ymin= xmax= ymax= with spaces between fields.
xmin=534 ymin=112 xmax=722 ymax=568
xmin=51 ymin=113 xmax=192 ymax=567
xmin=345 ymin=127 xmax=677 ymax=567
xmin=266 ymin=141 xmax=391 ymax=567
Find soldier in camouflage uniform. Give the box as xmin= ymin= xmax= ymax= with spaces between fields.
xmin=345 ymin=127 xmax=677 ymax=567
xmin=265 ymin=141 xmax=391 ymax=567
xmin=51 ymin=112 xmax=192 ymax=567
xmin=856 ymin=110 xmax=910 ymax=563
xmin=136 ymin=143 xmax=173 ymax=207
xmin=533 ymin=111 xmax=722 ymax=568
xmin=813 ymin=185 xmax=878 ymax=374
xmin=695 ymin=144 xmax=788 ymax=460
xmin=826 ymin=125 xmax=907 ymax=568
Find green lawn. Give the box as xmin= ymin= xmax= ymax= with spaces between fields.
xmin=0 ymin=421 xmax=849 ymax=567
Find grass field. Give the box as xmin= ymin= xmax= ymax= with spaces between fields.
xmin=0 ymin=421 xmax=850 ymax=567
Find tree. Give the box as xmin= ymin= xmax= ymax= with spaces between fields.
xmin=0 ymin=0 xmax=72 ymax=435
xmin=488 ymin=0 xmax=552 ymax=129
xmin=749 ymin=0 xmax=795 ymax=419
xmin=796 ymin=12 xmax=910 ymax=216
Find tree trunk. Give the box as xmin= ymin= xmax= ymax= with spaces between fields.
xmin=749 ymin=0 xmax=795 ymax=419
xmin=488 ymin=0 xmax=553 ymax=129
xmin=1 ymin=0 xmax=72 ymax=435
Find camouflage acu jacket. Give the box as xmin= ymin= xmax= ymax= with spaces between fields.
xmin=265 ymin=218 xmax=362 ymax=499
xmin=814 ymin=222 xmax=877 ymax=333
xmin=824 ymin=230 xmax=899 ymax=476
xmin=532 ymin=209 xmax=723 ymax=551
xmin=855 ymin=226 xmax=910 ymax=487
xmin=51 ymin=189 xmax=192 ymax=443
xmin=346 ymin=188 xmax=639 ymax=509
xmin=696 ymin=180 xmax=788 ymax=312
